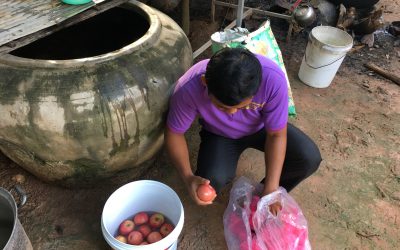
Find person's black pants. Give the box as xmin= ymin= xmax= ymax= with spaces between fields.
xmin=195 ymin=123 xmax=322 ymax=193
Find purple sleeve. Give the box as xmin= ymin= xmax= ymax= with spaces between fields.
xmin=262 ymin=71 xmax=288 ymax=132
xmin=166 ymin=86 xmax=197 ymax=134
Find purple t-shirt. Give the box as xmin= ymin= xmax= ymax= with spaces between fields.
xmin=167 ymin=54 xmax=288 ymax=139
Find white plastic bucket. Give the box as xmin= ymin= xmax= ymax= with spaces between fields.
xmin=101 ymin=180 xmax=184 ymax=250
xmin=298 ymin=26 xmax=353 ymax=88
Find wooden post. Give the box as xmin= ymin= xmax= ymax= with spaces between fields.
xmin=182 ymin=0 xmax=190 ymax=35
xmin=211 ymin=0 xmax=216 ymax=23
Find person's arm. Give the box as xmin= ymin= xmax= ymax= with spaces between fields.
xmin=262 ymin=125 xmax=287 ymax=214
xmin=164 ymin=127 xmax=214 ymax=205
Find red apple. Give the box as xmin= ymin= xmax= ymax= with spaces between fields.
xmin=160 ymin=223 xmax=174 ymax=237
xmin=149 ymin=213 xmax=164 ymax=228
xmin=133 ymin=212 xmax=149 ymax=225
xmin=127 ymin=230 xmax=143 ymax=245
xmin=140 ymin=241 xmax=149 ymax=245
xmin=197 ymin=184 xmax=216 ymax=202
xmin=147 ymin=231 xmax=163 ymax=243
xmin=118 ymin=220 xmax=135 ymax=235
xmin=115 ymin=235 xmax=127 ymax=243
xmin=138 ymin=224 xmax=152 ymax=238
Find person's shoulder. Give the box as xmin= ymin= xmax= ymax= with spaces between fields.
xmin=193 ymin=59 xmax=210 ymax=69
xmin=174 ymin=59 xmax=208 ymax=93
xmin=254 ymin=54 xmax=287 ymax=97
xmin=255 ymin=54 xmax=285 ymax=78
xmin=184 ymin=59 xmax=209 ymax=80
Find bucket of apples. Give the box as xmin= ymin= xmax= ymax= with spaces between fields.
xmin=101 ymin=180 xmax=184 ymax=250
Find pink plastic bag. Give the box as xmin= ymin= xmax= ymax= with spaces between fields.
xmin=223 ymin=177 xmax=311 ymax=250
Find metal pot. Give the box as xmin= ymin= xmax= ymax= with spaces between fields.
xmin=0 ymin=185 xmax=32 ymax=250
xmin=294 ymin=5 xmax=316 ymax=27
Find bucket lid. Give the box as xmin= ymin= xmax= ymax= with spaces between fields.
xmin=310 ymin=26 xmax=353 ymax=53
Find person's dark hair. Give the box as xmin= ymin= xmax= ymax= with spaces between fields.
xmin=205 ymin=48 xmax=262 ymax=106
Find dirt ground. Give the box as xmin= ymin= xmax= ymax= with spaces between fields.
xmin=1 ymin=0 xmax=399 ymax=249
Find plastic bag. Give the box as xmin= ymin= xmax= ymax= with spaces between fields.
xmin=210 ymin=21 xmax=296 ymax=117
xmin=223 ymin=177 xmax=311 ymax=250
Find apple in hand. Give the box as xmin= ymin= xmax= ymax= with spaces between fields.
xmin=149 ymin=213 xmax=164 ymax=228
xmin=118 ymin=220 xmax=135 ymax=235
xmin=138 ymin=224 xmax=152 ymax=238
xmin=115 ymin=235 xmax=127 ymax=243
xmin=133 ymin=212 xmax=149 ymax=225
xmin=160 ymin=223 xmax=174 ymax=237
xmin=197 ymin=184 xmax=216 ymax=202
xmin=127 ymin=231 xmax=143 ymax=245
xmin=147 ymin=231 xmax=163 ymax=243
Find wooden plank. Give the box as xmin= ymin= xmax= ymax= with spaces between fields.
xmin=0 ymin=0 xmax=96 ymax=47
xmin=193 ymin=9 xmax=253 ymax=59
xmin=0 ymin=0 xmax=129 ymax=55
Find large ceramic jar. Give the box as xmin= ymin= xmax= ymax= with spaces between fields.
xmin=0 ymin=1 xmax=192 ymax=186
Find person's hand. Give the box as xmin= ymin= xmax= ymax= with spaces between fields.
xmin=262 ymin=186 xmax=282 ymax=216
xmin=269 ymin=201 xmax=282 ymax=216
xmin=184 ymin=175 xmax=216 ymax=205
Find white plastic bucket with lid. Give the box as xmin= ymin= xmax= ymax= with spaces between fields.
xmin=101 ymin=180 xmax=184 ymax=250
xmin=298 ymin=26 xmax=353 ymax=88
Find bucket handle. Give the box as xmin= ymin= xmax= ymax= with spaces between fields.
xmin=304 ymin=45 xmax=346 ymax=69
xmin=10 ymin=185 xmax=27 ymax=208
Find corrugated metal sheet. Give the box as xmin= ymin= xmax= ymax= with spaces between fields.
xmin=0 ymin=0 xmax=102 ymax=47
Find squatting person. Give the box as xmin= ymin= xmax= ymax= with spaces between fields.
xmin=165 ymin=48 xmax=321 ymax=213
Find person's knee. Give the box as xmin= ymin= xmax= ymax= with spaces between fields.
xmin=209 ymin=175 xmax=232 ymax=194
xmin=196 ymin=169 xmax=233 ymax=194
xmin=301 ymin=141 xmax=322 ymax=176
xmin=287 ymin=124 xmax=322 ymax=177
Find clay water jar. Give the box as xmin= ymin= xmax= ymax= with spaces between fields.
xmin=0 ymin=1 xmax=192 ymax=186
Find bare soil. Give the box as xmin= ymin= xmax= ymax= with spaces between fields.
xmin=1 ymin=0 xmax=399 ymax=249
